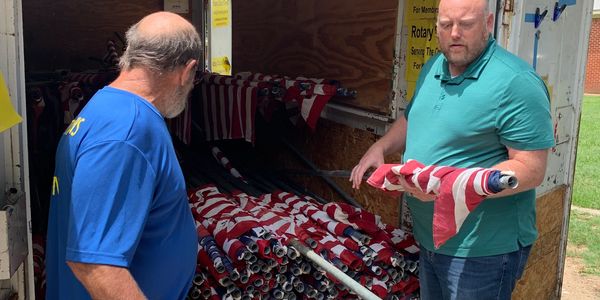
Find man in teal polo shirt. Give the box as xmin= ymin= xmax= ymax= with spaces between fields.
xmin=350 ymin=0 xmax=554 ymax=299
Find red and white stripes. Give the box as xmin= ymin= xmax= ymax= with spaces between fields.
xmin=187 ymin=184 xmax=420 ymax=299
xmin=367 ymin=159 xmax=506 ymax=249
xmin=210 ymin=146 xmax=247 ymax=183
xmin=199 ymin=80 xmax=258 ymax=144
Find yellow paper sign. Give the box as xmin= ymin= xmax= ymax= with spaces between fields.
xmin=212 ymin=0 xmax=230 ymax=28
xmin=211 ymin=56 xmax=231 ymax=75
xmin=406 ymin=19 xmax=440 ymax=81
xmin=404 ymin=0 xmax=440 ymax=92
xmin=0 ymin=72 xmax=22 ymax=132
xmin=405 ymin=0 xmax=440 ymax=22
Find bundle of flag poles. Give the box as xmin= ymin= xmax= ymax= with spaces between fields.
xmin=186 ymin=184 xmax=420 ymax=300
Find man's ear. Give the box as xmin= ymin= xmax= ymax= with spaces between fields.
xmin=486 ymin=12 xmax=494 ymax=34
xmin=180 ymin=59 xmax=198 ymax=86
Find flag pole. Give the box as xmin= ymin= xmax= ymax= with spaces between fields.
xmin=289 ymin=239 xmax=382 ymax=300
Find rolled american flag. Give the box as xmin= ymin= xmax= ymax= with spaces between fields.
xmin=367 ymin=159 xmax=518 ymax=248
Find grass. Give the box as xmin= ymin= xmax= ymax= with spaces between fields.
xmin=567 ymin=210 xmax=600 ymax=275
xmin=567 ymin=95 xmax=600 ymax=276
xmin=572 ymin=95 xmax=600 ymax=209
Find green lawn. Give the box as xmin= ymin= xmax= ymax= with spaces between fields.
xmin=567 ymin=210 xmax=600 ymax=275
xmin=572 ymin=95 xmax=600 ymax=209
xmin=567 ymin=95 xmax=600 ymax=276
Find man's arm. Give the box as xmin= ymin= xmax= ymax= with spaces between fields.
xmin=395 ymin=147 xmax=549 ymax=202
xmin=350 ymin=115 xmax=408 ymax=189
xmin=67 ymin=261 xmax=146 ymax=300
xmin=489 ymin=147 xmax=549 ymax=198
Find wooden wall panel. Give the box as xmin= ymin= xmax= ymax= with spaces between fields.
xmin=287 ymin=119 xmax=402 ymax=226
xmin=22 ymin=0 xmax=192 ymax=72
xmin=246 ymin=118 xmax=402 ymax=227
xmin=513 ymin=186 xmax=567 ymax=300
xmin=232 ymin=0 xmax=399 ymax=114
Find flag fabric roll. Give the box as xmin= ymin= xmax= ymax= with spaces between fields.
xmin=367 ymin=159 xmax=516 ymax=249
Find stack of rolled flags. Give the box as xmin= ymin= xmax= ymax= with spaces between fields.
xmin=187 ymin=184 xmax=421 ymax=299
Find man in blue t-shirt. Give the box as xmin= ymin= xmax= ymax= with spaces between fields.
xmin=350 ymin=0 xmax=554 ymax=299
xmin=46 ymin=12 xmax=201 ymax=299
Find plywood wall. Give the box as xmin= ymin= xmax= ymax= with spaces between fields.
xmin=282 ymin=119 xmax=402 ymax=226
xmin=232 ymin=0 xmax=399 ymax=114
xmin=22 ymin=0 xmax=191 ymax=72
xmin=245 ymin=117 xmax=401 ymax=227
xmin=513 ymin=186 xmax=567 ymax=299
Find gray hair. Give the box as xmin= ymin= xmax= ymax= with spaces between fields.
xmin=119 ymin=22 xmax=202 ymax=73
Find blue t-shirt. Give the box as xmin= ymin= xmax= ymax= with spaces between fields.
xmin=46 ymin=86 xmax=197 ymax=299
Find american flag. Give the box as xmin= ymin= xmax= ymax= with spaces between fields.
xmin=367 ymin=159 xmax=515 ymax=249
xmin=234 ymin=72 xmax=338 ymax=130
xmin=198 ymin=77 xmax=258 ymax=144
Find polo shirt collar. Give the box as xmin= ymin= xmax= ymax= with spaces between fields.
xmin=435 ymin=35 xmax=496 ymax=84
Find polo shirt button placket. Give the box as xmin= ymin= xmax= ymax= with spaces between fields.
xmin=435 ymin=92 xmax=445 ymax=111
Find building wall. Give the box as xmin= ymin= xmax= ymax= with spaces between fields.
xmin=585 ymin=14 xmax=600 ymax=94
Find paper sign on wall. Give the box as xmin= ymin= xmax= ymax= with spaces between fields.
xmin=406 ymin=19 xmax=440 ymax=82
xmin=164 ymin=0 xmax=189 ymax=14
xmin=405 ymin=0 xmax=439 ymax=21
xmin=212 ymin=0 xmax=230 ymax=28
xmin=0 ymin=72 xmax=22 ymax=133
xmin=211 ymin=56 xmax=231 ymax=75
xmin=405 ymin=0 xmax=440 ymax=100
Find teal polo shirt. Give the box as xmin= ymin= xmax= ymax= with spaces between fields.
xmin=403 ymin=37 xmax=555 ymax=257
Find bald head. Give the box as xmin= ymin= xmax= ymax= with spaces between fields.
xmin=119 ymin=11 xmax=202 ymax=73
xmin=438 ymin=0 xmax=489 ymax=17
xmin=137 ymin=12 xmax=195 ymax=37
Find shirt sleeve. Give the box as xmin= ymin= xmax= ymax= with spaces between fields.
xmin=66 ymin=141 xmax=156 ymax=267
xmin=496 ymin=70 xmax=556 ymax=150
